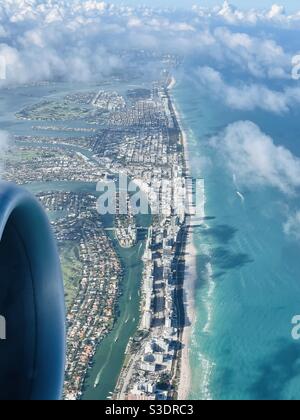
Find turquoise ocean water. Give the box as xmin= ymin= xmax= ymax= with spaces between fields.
xmin=174 ymin=75 xmax=300 ymax=400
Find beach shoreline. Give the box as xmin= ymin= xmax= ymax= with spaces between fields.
xmin=168 ymin=77 xmax=197 ymax=400
xmin=177 ymin=231 xmax=197 ymax=400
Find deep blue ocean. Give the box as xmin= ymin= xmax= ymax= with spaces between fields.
xmin=174 ymin=74 xmax=300 ymax=400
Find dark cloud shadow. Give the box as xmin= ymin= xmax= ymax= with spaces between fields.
xmin=212 ymin=247 xmax=253 ymax=271
xmin=194 ymin=222 xmax=253 ymax=288
xmin=201 ymin=224 xmax=238 ymax=244
xmin=203 ymin=216 xmax=216 ymax=221
xmin=248 ymin=341 xmax=300 ymax=400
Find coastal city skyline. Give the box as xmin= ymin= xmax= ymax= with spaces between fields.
xmin=1 ymin=0 xmax=300 ymax=402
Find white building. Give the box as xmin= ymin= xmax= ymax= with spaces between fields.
xmin=142 ymin=311 xmax=152 ymax=330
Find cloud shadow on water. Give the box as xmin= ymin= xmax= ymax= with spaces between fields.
xmin=248 ymin=341 xmax=300 ymax=400
xmin=195 ymin=223 xmax=254 ymax=286
xmin=212 ymin=247 xmax=253 ymax=271
xmin=201 ymin=224 xmax=238 ymax=244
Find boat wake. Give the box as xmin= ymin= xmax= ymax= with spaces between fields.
xmin=203 ymin=261 xmax=215 ymax=334
xmin=193 ymin=242 xmax=216 ymax=398
xmin=94 ymin=368 xmax=104 ymax=389
xmin=94 ymin=331 xmax=119 ymax=389
xmin=236 ymin=191 xmax=245 ymax=203
xmin=138 ymin=242 xmax=143 ymax=256
xmin=233 ymin=174 xmax=245 ymax=204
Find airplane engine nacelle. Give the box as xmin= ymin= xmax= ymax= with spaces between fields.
xmin=0 ymin=182 xmax=65 ymax=400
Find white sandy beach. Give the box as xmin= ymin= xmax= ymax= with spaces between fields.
xmin=178 ymin=233 xmax=197 ymax=400
xmin=169 ymin=79 xmax=198 ymax=400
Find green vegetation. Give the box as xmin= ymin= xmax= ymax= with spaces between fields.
xmin=16 ymin=100 xmax=91 ymax=121
xmin=60 ymin=241 xmax=82 ymax=309
xmin=7 ymin=149 xmax=40 ymax=162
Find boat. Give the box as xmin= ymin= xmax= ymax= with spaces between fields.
xmin=94 ymin=376 xmax=100 ymax=389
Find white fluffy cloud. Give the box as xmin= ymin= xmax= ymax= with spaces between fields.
xmin=0 ymin=1 xmax=297 ymax=86
xmin=0 ymin=1 xmax=202 ymax=84
xmin=195 ymin=67 xmax=300 ymax=114
xmin=0 ymin=130 xmax=11 ymax=176
xmin=284 ymin=212 xmax=300 ymax=240
xmin=193 ymin=1 xmax=300 ymax=27
xmin=212 ymin=121 xmax=300 ymax=195
xmin=211 ymin=27 xmax=290 ymax=79
xmin=0 ymin=131 xmax=10 ymax=150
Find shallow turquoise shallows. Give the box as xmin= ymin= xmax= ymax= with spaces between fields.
xmin=174 ymin=74 xmax=300 ymax=401
xmin=0 ymin=181 xmax=65 ymax=400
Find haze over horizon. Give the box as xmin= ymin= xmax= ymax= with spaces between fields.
xmin=111 ymin=0 xmax=300 ymax=12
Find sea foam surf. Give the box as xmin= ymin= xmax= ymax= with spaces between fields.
xmin=172 ymin=85 xmax=217 ymax=400
xmin=174 ymin=73 xmax=300 ymax=401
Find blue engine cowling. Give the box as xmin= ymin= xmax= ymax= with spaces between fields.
xmin=0 ymin=181 xmax=65 ymax=400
